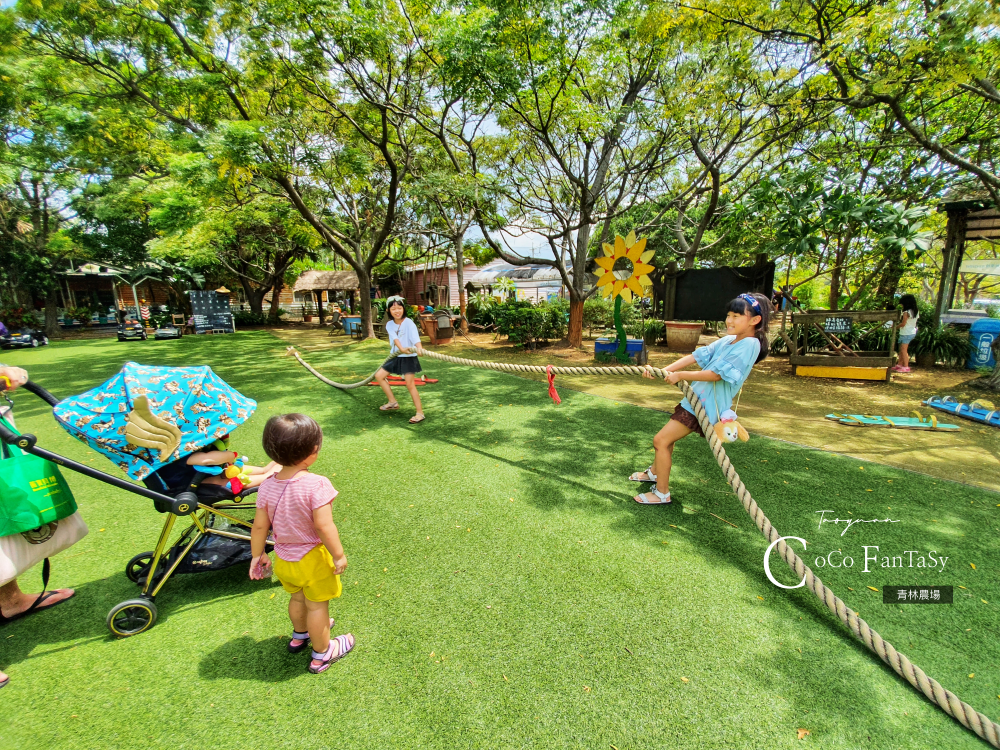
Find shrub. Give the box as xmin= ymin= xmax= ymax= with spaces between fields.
xmin=644 ymin=320 xmax=665 ymax=344
xmin=1 ymin=306 xmax=42 ymax=329
xmin=583 ymin=297 xmax=611 ymax=332
xmin=468 ymin=293 xmax=501 ymax=327
xmin=495 ymin=300 xmax=566 ymax=349
xmin=233 ymin=310 xmax=268 ymax=326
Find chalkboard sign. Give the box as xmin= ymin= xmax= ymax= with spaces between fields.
xmin=823 ymin=316 xmax=851 ymax=334
xmin=188 ymin=290 xmax=234 ymax=334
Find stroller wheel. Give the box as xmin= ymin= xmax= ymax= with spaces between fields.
xmin=125 ymin=552 xmax=155 ymax=584
xmin=107 ymin=599 xmax=158 ymax=637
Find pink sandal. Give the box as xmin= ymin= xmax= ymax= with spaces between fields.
xmin=288 ymin=618 xmax=335 ymax=653
xmin=309 ymin=633 xmax=355 ymax=673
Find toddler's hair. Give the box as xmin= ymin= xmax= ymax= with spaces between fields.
xmin=726 ymin=292 xmax=772 ymax=363
xmin=262 ymin=413 xmax=323 ymax=466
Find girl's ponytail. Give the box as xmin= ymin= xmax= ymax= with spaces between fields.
xmin=727 ymin=292 xmax=773 ymax=363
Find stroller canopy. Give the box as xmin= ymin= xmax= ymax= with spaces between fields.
xmin=54 ymin=362 xmax=257 ymax=481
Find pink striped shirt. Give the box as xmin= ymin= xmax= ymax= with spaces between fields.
xmin=257 ymin=473 xmax=338 ymax=562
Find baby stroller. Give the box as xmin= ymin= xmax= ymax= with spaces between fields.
xmin=0 ymin=362 xmax=268 ymax=637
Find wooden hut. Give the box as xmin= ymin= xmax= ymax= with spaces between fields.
xmin=291 ymin=270 xmax=360 ymax=324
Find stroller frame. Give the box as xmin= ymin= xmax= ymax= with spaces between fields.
xmin=0 ymin=380 xmax=268 ymax=637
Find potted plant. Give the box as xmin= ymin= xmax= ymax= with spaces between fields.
xmin=910 ymin=324 xmax=970 ymax=368
xmin=303 ymin=301 xmax=315 ymax=322
xmin=643 ymin=320 xmax=665 ymax=345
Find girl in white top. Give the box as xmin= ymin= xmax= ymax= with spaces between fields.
xmin=375 ymin=296 xmax=426 ymax=424
xmin=892 ymin=294 xmax=919 ymax=373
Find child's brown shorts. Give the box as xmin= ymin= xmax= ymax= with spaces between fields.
xmin=670 ymin=403 xmax=705 ymax=437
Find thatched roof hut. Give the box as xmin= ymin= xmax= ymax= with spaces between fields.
xmin=292 ymin=270 xmax=360 ymax=292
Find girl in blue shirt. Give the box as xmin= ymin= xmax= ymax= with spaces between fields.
xmin=631 ymin=293 xmax=772 ymax=504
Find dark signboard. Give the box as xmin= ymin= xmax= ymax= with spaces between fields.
xmin=823 ymin=317 xmax=852 ymax=334
xmin=188 ymin=291 xmax=234 ymax=334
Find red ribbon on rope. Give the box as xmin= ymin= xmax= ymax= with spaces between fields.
xmin=546 ymin=365 xmax=561 ymax=405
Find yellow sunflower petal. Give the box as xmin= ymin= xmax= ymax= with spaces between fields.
xmin=596 ymin=272 xmax=616 ymax=287
xmin=602 ymin=242 xmax=614 ymax=257
xmin=640 ymin=250 xmax=655 ymax=264
xmin=613 ymin=279 xmax=626 ymax=296
xmin=633 ymin=262 xmax=655 ymax=276
xmin=625 ymin=230 xmax=637 ymax=249
xmin=620 ymin=287 xmax=633 ymax=302
xmin=626 ymin=276 xmax=644 ymax=298
xmin=614 ymin=235 xmax=626 ymax=258
xmin=638 ymin=275 xmax=652 ymax=286
xmin=594 ymin=256 xmax=615 ymax=272
xmin=626 ymin=237 xmax=647 ymax=262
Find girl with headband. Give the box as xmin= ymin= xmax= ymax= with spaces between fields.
xmin=630 ymin=292 xmax=772 ymax=504
xmin=374 ymin=296 xmax=426 ymax=424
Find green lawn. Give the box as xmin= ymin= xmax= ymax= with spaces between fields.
xmin=0 ymin=332 xmax=997 ymax=749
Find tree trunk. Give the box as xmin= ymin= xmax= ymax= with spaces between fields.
xmin=455 ymin=233 xmax=468 ymax=333
xmin=357 ymin=270 xmax=374 ymax=338
xmin=828 ymin=264 xmax=841 ymax=311
xmin=268 ymin=280 xmax=284 ymax=323
xmin=315 ymin=290 xmax=325 ymax=325
xmin=874 ymin=248 xmax=907 ymax=305
xmin=44 ymin=287 xmax=61 ymax=338
xmin=988 ymin=339 xmax=1000 ymax=390
xmin=568 ymin=296 xmax=584 ymax=348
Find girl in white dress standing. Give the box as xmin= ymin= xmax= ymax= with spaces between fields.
xmin=375 ymin=296 xmax=426 ymax=424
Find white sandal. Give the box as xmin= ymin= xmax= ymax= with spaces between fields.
xmin=634 ymin=487 xmax=671 ymax=505
xmin=629 ymin=465 xmax=657 ymax=482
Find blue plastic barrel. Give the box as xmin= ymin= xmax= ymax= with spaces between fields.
xmin=968 ymin=318 xmax=1000 ymax=369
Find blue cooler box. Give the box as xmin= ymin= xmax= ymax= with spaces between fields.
xmin=968 ymin=318 xmax=1000 ymax=369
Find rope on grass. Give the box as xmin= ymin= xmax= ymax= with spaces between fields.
xmin=286 ymin=344 xmax=1000 ymax=748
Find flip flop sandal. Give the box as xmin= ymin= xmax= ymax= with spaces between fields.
xmin=634 ymin=487 xmax=671 ymax=505
xmin=409 ymin=414 xmax=426 ymax=424
xmin=629 ymin=465 xmax=657 ymax=482
xmin=379 ymin=403 xmax=399 ymax=411
xmin=0 ymin=589 xmax=75 ymax=625
xmin=309 ymin=633 xmax=355 ymax=674
xmin=287 ymin=618 xmax=335 ymax=653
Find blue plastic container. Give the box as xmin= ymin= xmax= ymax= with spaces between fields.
xmin=968 ymin=318 xmax=1000 ymax=369
xmin=595 ymin=337 xmax=647 ymax=364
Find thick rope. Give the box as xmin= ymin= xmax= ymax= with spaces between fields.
xmin=285 ymin=345 xmax=1000 ymax=747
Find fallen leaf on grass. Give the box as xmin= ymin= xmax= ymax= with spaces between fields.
xmin=583 ymin=686 xmax=591 ymax=692
xmin=98 ymin=528 xmax=106 ymax=532
xmin=982 ymin=599 xmax=989 ymax=604
xmin=958 ymin=585 xmax=967 ymax=589
xmin=970 ymin=563 xmax=976 ymax=570
xmin=680 ymin=677 xmax=689 ymax=683
xmin=757 ymin=596 xmax=764 ymax=600
xmin=867 ymin=586 xmax=879 ymax=592
xmin=503 ymin=673 xmax=508 ymax=681
xmin=269 ymin=593 xmax=275 ymax=599
xmin=797 ymin=729 xmax=811 ymax=740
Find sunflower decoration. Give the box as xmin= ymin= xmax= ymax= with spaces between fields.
xmin=594 ymin=231 xmax=655 ymax=302
xmin=593 ymin=231 xmax=655 ymax=363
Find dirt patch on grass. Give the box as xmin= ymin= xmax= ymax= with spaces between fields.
xmin=272 ymin=326 xmax=1000 ymax=491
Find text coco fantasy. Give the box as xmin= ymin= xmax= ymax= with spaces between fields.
xmin=763 ymin=537 xmax=949 ymax=589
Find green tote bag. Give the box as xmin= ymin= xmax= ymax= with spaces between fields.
xmin=0 ymin=417 xmax=77 ymax=537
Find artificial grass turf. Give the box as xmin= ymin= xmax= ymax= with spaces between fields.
xmin=0 ymin=332 xmax=998 ymax=750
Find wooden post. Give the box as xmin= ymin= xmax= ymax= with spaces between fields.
xmin=664 ymin=261 xmax=678 ymax=320
xmin=935 ymin=208 xmax=968 ymax=326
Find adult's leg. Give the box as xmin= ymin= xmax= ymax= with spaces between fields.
xmin=635 ymin=419 xmax=692 ymax=503
xmin=403 ymin=372 xmax=423 ymax=417
xmin=304 ymin=597 xmax=331 ymax=654
xmin=0 ymin=578 xmax=74 ymax=619
xmin=374 ymin=368 xmax=398 ymax=406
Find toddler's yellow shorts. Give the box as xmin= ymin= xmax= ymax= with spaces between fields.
xmin=274 ymin=544 xmax=343 ymax=602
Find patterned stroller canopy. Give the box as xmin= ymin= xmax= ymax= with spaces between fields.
xmin=53 ymin=362 xmax=257 ymax=481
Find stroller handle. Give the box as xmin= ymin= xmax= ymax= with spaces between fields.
xmin=0 ymin=378 xmax=60 ymax=407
